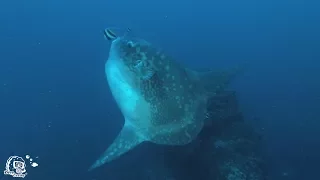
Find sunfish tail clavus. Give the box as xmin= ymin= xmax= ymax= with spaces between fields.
xmin=88 ymin=32 xmax=241 ymax=171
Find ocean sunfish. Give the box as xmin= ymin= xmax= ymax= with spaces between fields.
xmin=89 ymin=34 xmax=238 ymax=170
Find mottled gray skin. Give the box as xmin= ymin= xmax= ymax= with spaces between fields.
xmin=118 ymin=37 xmax=208 ymax=144
xmin=89 ymin=36 xmax=234 ymax=171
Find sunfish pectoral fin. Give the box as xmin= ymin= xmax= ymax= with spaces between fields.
xmin=88 ymin=123 xmax=145 ymax=171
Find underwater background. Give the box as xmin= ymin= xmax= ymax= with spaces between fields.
xmin=0 ymin=0 xmax=319 ymax=179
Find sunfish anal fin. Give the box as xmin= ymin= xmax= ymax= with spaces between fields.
xmin=88 ymin=122 xmax=145 ymax=171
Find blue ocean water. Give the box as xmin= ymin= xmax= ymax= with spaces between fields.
xmin=0 ymin=0 xmax=319 ymax=179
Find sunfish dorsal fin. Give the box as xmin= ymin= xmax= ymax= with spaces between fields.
xmin=186 ymin=65 xmax=244 ymax=96
xmin=88 ymin=121 xmax=145 ymax=171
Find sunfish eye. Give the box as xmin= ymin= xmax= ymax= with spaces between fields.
xmin=141 ymin=69 xmax=155 ymax=80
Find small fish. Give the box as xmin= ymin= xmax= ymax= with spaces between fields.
xmin=103 ymin=27 xmax=132 ymax=41
xmin=103 ymin=28 xmax=117 ymax=41
xmin=125 ymin=27 xmax=132 ymax=35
